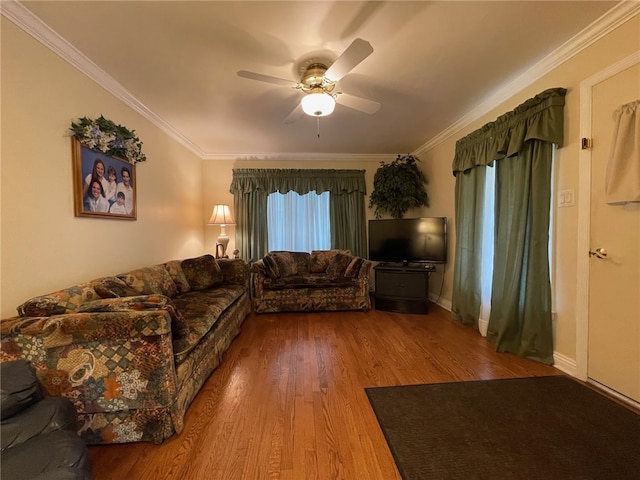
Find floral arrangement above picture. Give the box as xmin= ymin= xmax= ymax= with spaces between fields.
xmin=70 ymin=115 xmax=146 ymax=164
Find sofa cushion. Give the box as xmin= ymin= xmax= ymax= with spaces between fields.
xmin=282 ymin=251 xmax=311 ymax=275
xmin=92 ymin=277 xmax=142 ymax=299
xmin=269 ymin=252 xmax=297 ymax=277
xmin=181 ymin=254 xmax=223 ymax=290
xmin=326 ymin=253 xmax=353 ymax=277
xmin=310 ymin=249 xmax=352 ymax=273
xmin=163 ymin=260 xmax=192 ymax=294
xmin=170 ymin=285 xmax=246 ymax=363
xmin=263 ymin=274 xmax=358 ymax=290
xmin=118 ymin=265 xmax=178 ymax=298
xmin=344 ymin=256 xmax=365 ymax=278
xmin=17 ymin=283 xmax=99 ymax=317
xmin=262 ymin=255 xmax=280 ymax=279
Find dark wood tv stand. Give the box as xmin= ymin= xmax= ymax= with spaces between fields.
xmin=373 ymin=263 xmax=435 ymax=314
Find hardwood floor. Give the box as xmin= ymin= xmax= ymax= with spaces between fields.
xmin=87 ymin=305 xmax=559 ymax=480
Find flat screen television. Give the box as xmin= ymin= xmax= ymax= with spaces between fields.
xmin=368 ymin=217 xmax=447 ymax=264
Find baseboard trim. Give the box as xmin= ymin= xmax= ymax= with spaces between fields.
xmin=553 ymin=351 xmax=577 ymax=376
xmin=587 ymin=379 xmax=640 ymax=411
xmin=420 ymin=297 xmax=580 ymax=377
xmin=430 ymin=295 xmax=451 ymax=312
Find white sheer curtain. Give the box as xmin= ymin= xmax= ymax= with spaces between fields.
xmin=479 ymin=165 xmax=495 ymax=337
xmin=267 ymin=190 xmax=331 ymax=252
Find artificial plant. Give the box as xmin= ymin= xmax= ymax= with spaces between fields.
xmin=369 ymin=154 xmax=429 ymax=219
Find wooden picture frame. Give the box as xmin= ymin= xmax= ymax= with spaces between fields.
xmin=72 ymin=137 xmax=137 ymax=220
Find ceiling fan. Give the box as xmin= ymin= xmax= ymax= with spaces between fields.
xmin=237 ymin=38 xmax=381 ymax=124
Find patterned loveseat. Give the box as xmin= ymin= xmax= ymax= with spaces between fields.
xmin=251 ymin=250 xmax=372 ymax=313
xmin=0 ymin=254 xmax=250 ymax=445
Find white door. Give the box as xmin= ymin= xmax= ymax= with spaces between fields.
xmin=587 ymin=61 xmax=640 ymax=403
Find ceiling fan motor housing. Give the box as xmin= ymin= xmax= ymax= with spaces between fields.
xmin=301 ymin=63 xmax=335 ymax=93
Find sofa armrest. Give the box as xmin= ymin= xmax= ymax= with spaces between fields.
xmin=250 ymin=260 xmax=267 ymax=299
xmin=0 ymin=360 xmax=42 ymax=420
xmin=357 ymin=259 xmax=372 ymax=294
xmin=1 ymin=310 xmax=171 ymax=348
xmin=250 ymin=259 xmax=265 ymax=274
xmin=76 ymin=294 xmax=188 ymax=339
xmin=0 ymin=310 xmax=177 ymax=414
xmin=218 ymin=258 xmax=249 ymax=287
xmin=358 ymin=259 xmax=373 ymax=279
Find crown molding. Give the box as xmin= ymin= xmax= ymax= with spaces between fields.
xmin=201 ymin=152 xmax=389 ymax=162
xmin=413 ymin=1 xmax=640 ymax=157
xmin=0 ymin=1 xmax=392 ymax=163
xmin=1 ymin=0 xmax=206 ymax=158
xmin=4 ymin=0 xmax=638 ymax=161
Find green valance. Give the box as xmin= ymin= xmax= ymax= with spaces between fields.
xmin=452 ymin=88 xmax=567 ymax=176
xmin=230 ymin=169 xmax=367 ymax=195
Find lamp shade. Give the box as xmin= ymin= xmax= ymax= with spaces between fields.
xmin=301 ymin=92 xmax=336 ymax=117
xmin=208 ymin=204 xmax=235 ymax=225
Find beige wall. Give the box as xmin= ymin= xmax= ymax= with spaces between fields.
xmin=416 ymin=15 xmax=640 ymax=361
xmin=202 ymin=157 xmax=453 ymax=301
xmin=3 ymin=10 xmax=638 ymax=366
xmin=202 ymin=15 xmax=640 ymax=365
xmin=1 ymin=19 xmax=205 ymax=318
xmin=202 ymin=159 xmax=236 ymax=255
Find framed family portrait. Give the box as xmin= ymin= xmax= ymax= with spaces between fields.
xmin=72 ymin=137 xmax=137 ymax=220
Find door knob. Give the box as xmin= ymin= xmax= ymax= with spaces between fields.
xmin=589 ymin=248 xmax=608 ymax=259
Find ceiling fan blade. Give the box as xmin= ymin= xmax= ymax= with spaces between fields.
xmin=283 ymin=103 xmax=304 ymax=124
xmin=324 ymin=38 xmax=374 ymax=82
xmin=237 ymin=70 xmax=299 ymax=88
xmin=335 ymin=92 xmax=380 ymax=114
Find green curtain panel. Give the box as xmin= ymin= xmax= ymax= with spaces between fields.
xmin=232 ymin=189 xmax=268 ymax=263
xmin=488 ymin=141 xmax=554 ymax=363
xmin=450 ymin=166 xmax=486 ymax=326
xmin=230 ymin=169 xmax=367 ymax=260
xmin=451 ymin=87 xmax=566 ymax=364
xmin=330 ymin=191 xmax=368 ymax=258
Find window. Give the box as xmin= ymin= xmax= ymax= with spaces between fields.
xmin=267 ymin=190 xmax=330 ymax=252
xmin=479 ymin=165 xmax=495 ymax=333
xmin=478 ymin=147 xmax=556 ymax=334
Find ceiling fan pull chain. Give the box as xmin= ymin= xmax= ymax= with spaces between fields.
xmin=317 ymin=116 xmax=320 ymax=138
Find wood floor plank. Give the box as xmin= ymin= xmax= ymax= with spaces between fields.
xmin=88 ymin=305 xmax=559 ymax=479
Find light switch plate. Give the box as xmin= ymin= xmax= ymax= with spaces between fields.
xmin=558 ymin=189 xmax=576 ymax=207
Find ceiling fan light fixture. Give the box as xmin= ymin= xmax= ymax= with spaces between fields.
xmin=301 ymin=91 xmax=336 ymax=117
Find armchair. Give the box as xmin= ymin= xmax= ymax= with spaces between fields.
xmin=1 ymin=359 xmax=93 ymax=480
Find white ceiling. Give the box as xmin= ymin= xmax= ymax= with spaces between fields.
xmin=6 ymin=1 xmax=629 ymax=159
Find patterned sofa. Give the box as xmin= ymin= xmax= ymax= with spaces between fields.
xmin=0 ymin=254 xmax=250 ymax=445
xmin=251 ymin=250 xmax=372 ymax=313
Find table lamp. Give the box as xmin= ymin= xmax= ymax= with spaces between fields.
xmin=208 ymin=204 xmax=235 ymax=259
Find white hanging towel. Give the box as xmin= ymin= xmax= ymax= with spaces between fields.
xmin=605 ymin=99 xmax=640 ymax=205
